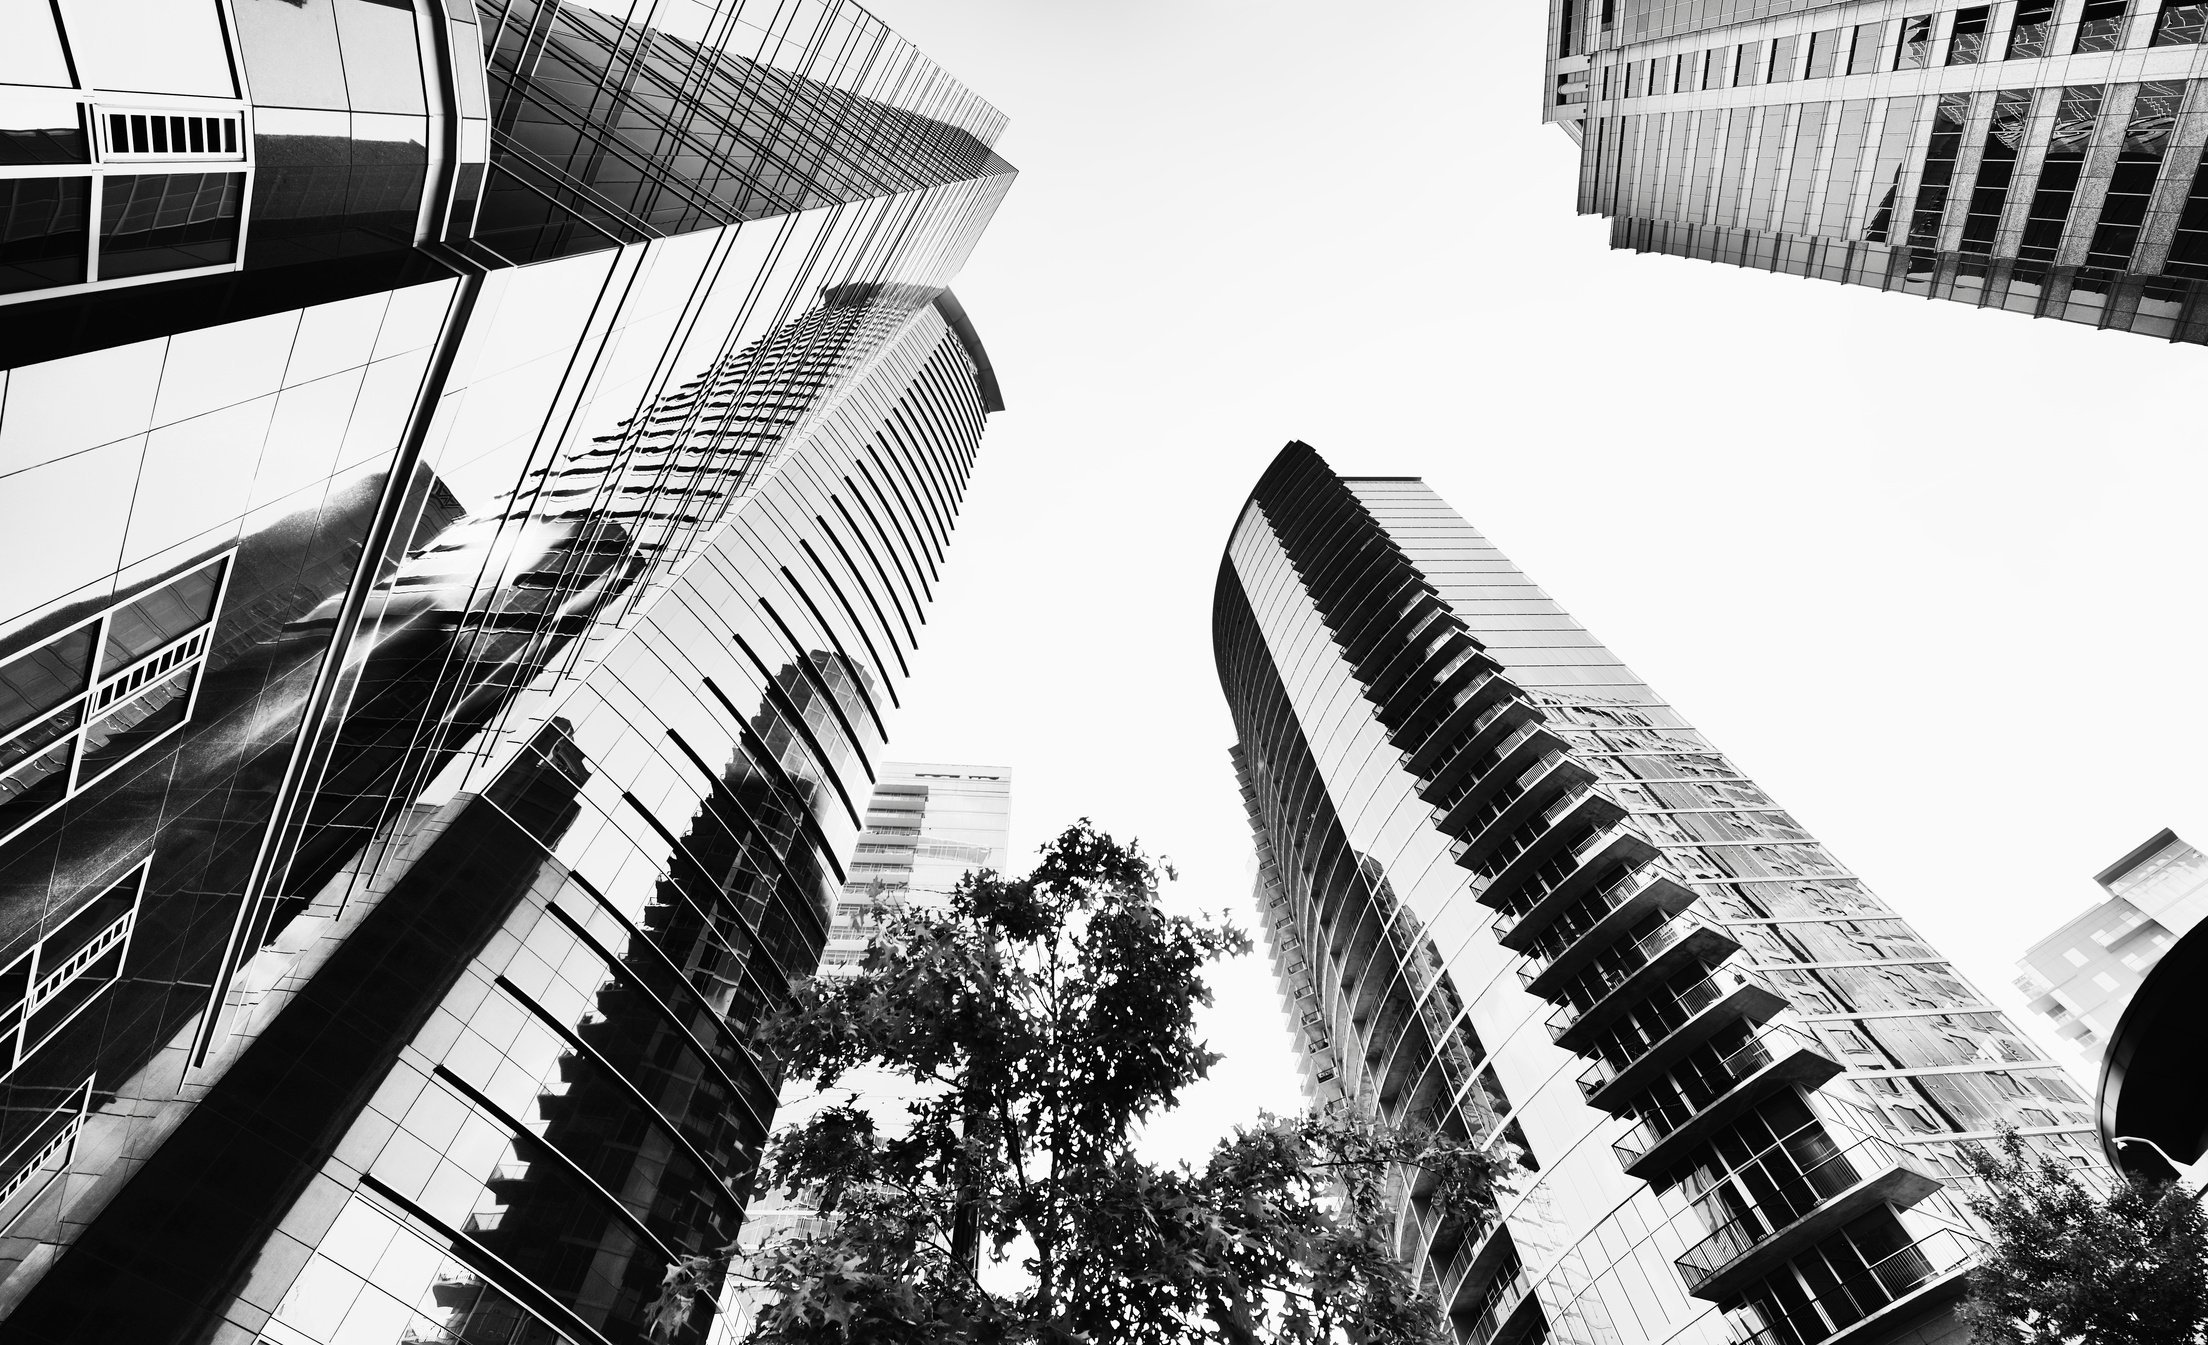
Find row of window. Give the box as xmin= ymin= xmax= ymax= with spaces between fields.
xmin=0 ymin=555 xmax=230 ymax=849
xmin=1601 ymin=0 xmax=2208 ymax=104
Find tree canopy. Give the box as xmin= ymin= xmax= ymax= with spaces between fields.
xmin=656 ymin=820 xmax=1516 ymax=1344
xmin=1962 ymin=1129 xmax=2208 ymax=1345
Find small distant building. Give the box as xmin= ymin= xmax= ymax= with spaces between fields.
xmin=2015 ymin=831 xmax=2208 ymax=1071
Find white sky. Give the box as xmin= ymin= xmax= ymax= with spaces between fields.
xmin=858 ymin=0 xmax=2208 ymax=1164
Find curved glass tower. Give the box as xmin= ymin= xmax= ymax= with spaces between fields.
xmin=1214 ymin=444 xmax=2099 ymax=1345
xmin=0 ymin=1 xmax=1011 ymax=1341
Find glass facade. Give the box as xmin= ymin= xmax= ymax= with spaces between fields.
xmin=1546 ymin=0 xmax=2208 ymax=341
xmin=0 ymin=2 xmax=1012 ymax=1342
xmin=1214 ymin=444 xmax=2098 ymax=1345
xmin=2014 ymin=828 xmax=2208 ymax=1069
xmin=725 ymin=761 xmax=1012 ymax=1328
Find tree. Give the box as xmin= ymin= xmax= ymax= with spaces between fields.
xmin=651 ymin=821 xmax=1516 ymax=1343
xmin=1961 ymin=1129 xmax=2208 ymax=1345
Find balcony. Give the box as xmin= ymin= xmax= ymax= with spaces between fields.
xmin=1817 ymin=1229 xmax=1982 ymax=1345
xmin=1448 ymin=752 xmax=1593 ymax=868
xmin=1545 ymin=916 xmax=1740 ymax=1052
xmin=1491 ymin=826 xmax=1662 ymax=949
xmin=1611 ymin=1025 xmax=1843 ymax=1178
xmin=1674 ymin=1135 xmax=1945 ymax=1302
xmin=1405 ymin=675 xmax=1529 ymax=778
xmin=1576 ymin=969 xmax=1788 ymax=1112
xmin=1516 ymin=871 xmax=1698 ymax=994
xmin=1427 ymin=717 xmax=1562 ymax=822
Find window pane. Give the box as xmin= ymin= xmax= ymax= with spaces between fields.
xmin=0 ymin=628 xmax=92 ymax=739
xmin=96 ymin=171 xmax=241 ymax=279
xmin=77 ymin=668 xmax=194 ymax=780
xmin=66 ymin=0 xmax=235 ymax=97
xmin=99 ymin=560 xmax=224 ymax=673
xmin=0 ymin=176 xmax=88 ymax=294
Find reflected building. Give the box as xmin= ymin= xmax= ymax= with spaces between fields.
xmin=726 ymin=761 xmax=1010 ymax=1332
xmin=1545 ymin=0 xmax=2208 ymax=341
xmin=1215 ymin=444 xmax=2100 ymax=1345
xmin=2014 ymin=828 xmax=2208 ymax=1071
xmin=0 ymin=0 xmax=1011 ymax=1341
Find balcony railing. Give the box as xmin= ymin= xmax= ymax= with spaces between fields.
xmin=1515 ymin=869 xmax=1697 ymax=992
xmin=1488 ymin=825 xmax=1656 ymax=949
xmin=1673 ymin=1133 xmax=1945 ymax=1300
xmin=1576 ymin=967 xmax=1785 ymax=1107
xmin=1610 ymin=1024 xmax=1840 ymax=1174
xmin=1545 ymin=915 xmax=1738 ymax=1047
xmin=1719 ymin=1228 xmax=1982 ymax=1345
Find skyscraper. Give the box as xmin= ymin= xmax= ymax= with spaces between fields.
xmin=1215 ymin=444 xmax=2099 ymax=1345
xmin=2014 ymin=828 xmax=2208 ymax=1070
xmin=727 ymin=761 xmax=1011 ymax=1330
xmin=1545 ymin=0 xmax=2208 ymax=341
xmin=0 ymin=1 xmax=1010 ymax=1340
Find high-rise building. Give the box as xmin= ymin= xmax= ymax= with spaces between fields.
xmin=0 ymin=2 xmax=1011 ymax=1341
xmin=2014 ymin=828 xmax=2208 ymax=1070
xmin=825 ymin=761 xmax=1013 ymax=972
xmin=727 ymin=761 xmax=1011 ymax=1329
xmin=1214 ymin=443 xmax=2100 ymax=1345
xmin=1545 ymin=0 xmax=2208 ymax=342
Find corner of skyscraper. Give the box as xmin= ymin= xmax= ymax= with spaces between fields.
xmin=0 ymin=1 xmax=1012 ymax=1341
xmin=1544 ymin=0 xmax=2208 ymax=341
xmin=1214 ymin=442 xmax=2100 ymax=1345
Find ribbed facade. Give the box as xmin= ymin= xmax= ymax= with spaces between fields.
xmin=0 ymin=2 xmax=1010 ymax=1341
xmin=1544 ymin=0 xmax=2208 ymax=342
xmin=1215 ymin=444 xmax=2099 ymax=1345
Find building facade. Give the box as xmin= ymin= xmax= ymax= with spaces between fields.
xmin=0 ymin=1 xmax=1012 ymax=1341
xmin=2014 ymin=828 xmax=2208 ymax=1070
xmin=1214 ymin=443 xmax=2099 ymax=1345
xmin=728 ymin=761 xmax=1011 ymax=1329
xmin=1545 ymin=0 xmax=2208 ymax=341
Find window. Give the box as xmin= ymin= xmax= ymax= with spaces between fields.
xmin=2063 ymin=947 xmax=2091 ymax=967
xmin=2154 ymin=0 xmax=2208 ymax=44
xmin=1848 ymin=21 xmax=1884 ymax=72
xmin=100 ymin=111 xmax=242 ymax=162
xmin=1948 ymin=6 xmax=1991 ymax=61
xmin=1735 ymin=40 xmax=1766 ymax=85
xmin=2075 ymin=0 xmax=2129 ymax=49
xmin=97 ymin=171 xmax=244 ymax=279
xmin=0 ymin=176 xmax=89 ymax=295
xmin=1893 ymin=1104 xmax=1939 ymax=1132
xmin=2010 ymin=0 xmax=2058 ymax=55
xmin=0 ymin=862 xmax=143 ymax=1078
xmin=2093 ymin=971 xmax=2122 ymax=992
xmin=0 ymin=555 xmax=228 ymax=848
xmin=1806 ymin=29 xmax=1843 ymax=76
xmin=1832 ymin=1029 xmax=1871 ymax=1053
xmin=1769 ymin=33 xmax=1800 ymax=80
xmin=1895 ymin=15 xmax=1934 ymax=67
xmin=0 ymin=1076 xmax=92 ymax=1230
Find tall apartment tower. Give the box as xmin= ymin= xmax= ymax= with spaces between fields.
xmin=2014 ymin=828 xmax=2208 ymax=1069
xmin=1214 ymin=444 xmax=2098 ymax=1345
xmin=0 ymin=1 xmax=1011 ymax=1342
xmin=826 ymin=761 xmax=1013 ymax=971
xmin=728 ymin=761 xmax=1011 ymax=1330
xmin=1544 ymin=0 xmax=2208 ymax=342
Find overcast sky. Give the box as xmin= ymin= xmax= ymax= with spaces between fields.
xmin=855 ymin=0 xmax=2208 ymax=1163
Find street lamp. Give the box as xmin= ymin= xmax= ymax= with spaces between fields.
xmin=2113 ymin=1136 xmax=2208 ymax=1196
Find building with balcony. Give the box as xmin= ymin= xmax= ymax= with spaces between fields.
xmin=2015 ymin=828 xmax=2208 ymax=1070
xmin=1544 ymin=0 xmax=2208 ymax=341
xmin=727 ymin=761 xmax=1010 ymax=1331
xmin=1214 ymin=443 xmax=2098 ymax=1345
xmin=0 ymin=1 xmax=1011 ymax=1341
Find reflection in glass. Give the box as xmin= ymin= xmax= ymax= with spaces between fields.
xmin=96 ymin=172 xmax=243 ymax=278
xmin=0 ymin=177 xmax=88 ymax=294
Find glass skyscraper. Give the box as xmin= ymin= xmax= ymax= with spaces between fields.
xmin=727 ymin=761 xmax=1011 ymax=1331
xmin=0 ymin=2 xmax=1011 ymax=1342
xmin=1545 ymin=0 xmax=2208 ymax=341
xmin=1214 ymin=444 xmax=2100 ymax=1345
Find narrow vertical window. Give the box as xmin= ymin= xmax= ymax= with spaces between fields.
xmin=1948 ymin=6 xmax=1991 ymax=62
